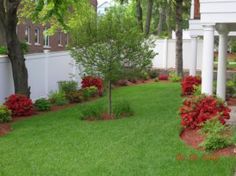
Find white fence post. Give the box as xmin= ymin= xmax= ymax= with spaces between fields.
xmin=163 ymin=39 xmax=168 ymax=70
xmin=44 ymin=50 xmax=49 ymax=97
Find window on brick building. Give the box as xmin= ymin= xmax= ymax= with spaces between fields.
xmin=43 ymin=28 xmax=50 ymax=47
xmin=65 ymin=34 xmax=69 ymax=46
xmin=35 ymin=28 xmax=40 ymax=45
xmin=25 ymin=26 xmax=31 ymax=44
xmin=58 ymin=31 xmax=62 ymax=46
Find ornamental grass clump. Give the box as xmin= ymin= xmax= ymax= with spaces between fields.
xmin=113 ymin=100 xmax=134 ymax=118
xmin=200 ymin=118 xmax=232 ymax=151
xmin=181 ymin=76 xmax=201 ymax=96
xmin=48 ymin=91 xmax=68 ymax=106
xmin=180 ymin=95 xmax=231 ymax=129
xmin=169 ymin=72 xmax=181 ymax=82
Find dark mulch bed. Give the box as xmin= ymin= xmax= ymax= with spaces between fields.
xmin=180 ymin=128 xmax=236 ymax=157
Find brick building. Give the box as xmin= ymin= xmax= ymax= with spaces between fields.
xmin=1 ymin=0 xmax=97 ymax=54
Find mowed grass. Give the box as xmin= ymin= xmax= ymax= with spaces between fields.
xmin=0 ymin=83 xmax=236 ymax=176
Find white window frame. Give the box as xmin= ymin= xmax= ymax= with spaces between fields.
xmin=58 ymin=31 xmax=63 ymax=47
xmin=43 ymin=28 xmax=50 ymax=48
xmin=25 ymin=26 xmax=31 ymax=44
xmin=34 ymin=28 xmax=40 ymax=45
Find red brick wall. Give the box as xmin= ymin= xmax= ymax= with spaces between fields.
xmin=2 ymin=0 xmax=97 ymax=53
xmin=17 ymin=21 xmax=68 ymax=54
xmin=194 ymin=0 xmax=200 ymax=19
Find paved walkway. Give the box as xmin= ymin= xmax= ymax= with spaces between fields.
xmin=226 ymin=106 xmax=236 ymax=125
xmin=228 ymin=107 xmax=236 ymax=176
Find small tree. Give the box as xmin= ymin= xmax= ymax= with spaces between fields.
xmin=71 ymin=6 xmax=156 ymax=116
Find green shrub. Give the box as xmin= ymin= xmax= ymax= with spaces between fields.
xmin=58 ymin=80 xmax=78 ymax=95
xmin=230 ymin=40 xmax=236 ymax=53
xmin=200 ymin=118 xmax=232 ymax=151
xmin=139 ymin=71 xmax=149 ymax=80
xmin=169 ymin=72 xmax=181 ymax=82
xmin=20 ymin=42 xmax=29 ymax=54
xmin=82 ymin=86 xmax=98 ymax=100
xmin=34 ymin=98 xmax=51 ymax=111
xmin=226 ymin=78 xmax=236 ymax=98
xmin=113 ymin=100 xmax=134 ymax=118
xmin=0 ymin=46 xmax=7 ymax=55
xmin=148 ymin=70 xmax=159 ymax=79
xmin=48 ymin=91 xmax=68 ymax=106
xmin=154 ymin=78 xmax=159 ymax=82
xmin=66 ymin=91 xmax=84 ymax=103
xmin=80 ymin=104 xmax=105 ymax=120
xmin=193 ymin=85 xmax=201 ymax=96
xmin=0 ymin=105 xmax=11 ymax=123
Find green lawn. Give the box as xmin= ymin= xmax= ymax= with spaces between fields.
xmin=0 ymin=83 xmax=236 ymax=176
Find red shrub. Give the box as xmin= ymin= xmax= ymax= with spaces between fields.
xmin=180 ymin=95 xmax=231 ymax=129
xmin=4 ymin=94 xmax=34 ymax=117
xmin=82 ymin=76 xmax=103 ymax=96
xmin=158 ymin=74 xmax=169 ymax=80
xmin=181 ymin=76 xmax=201 ymax=96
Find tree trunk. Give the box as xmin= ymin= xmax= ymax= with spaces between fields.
xmin=4 ymin=0 xmax=30 ymax=96
xmin=157 ymin=7 xmax=165 ymax=37
xmin=108 ymin=80 xmax=112 ymax=117
xmin=0 ymin=25 xmax=5 ymax=45
xmin=136 ymin=0 xmax=143 ymax=32
xmin=175 ymin=0 xmax=183 ymax=77
xmin=145 ymin=0 xmax=153 ymax=36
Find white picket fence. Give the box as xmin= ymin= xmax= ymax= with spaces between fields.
xmin=0 ymin=39 xmax=203 ymax=103
xmin=0 ymin=51 xmax=82 ymax=103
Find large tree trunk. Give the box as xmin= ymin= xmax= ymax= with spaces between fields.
xmin=4 ymin=0 xmax=30 ymax=96
xmin=136 ymin=0 xmax=143 ymax=32
xmin=145 ymin=0 xmax=153 ymax=36
xmin=0 ymin=25 xmax=5 ymax=45
xmin=175 ymin=0 xmax=183 ymax=77
xmin=157 ymin=7 xmax=165 ymax=37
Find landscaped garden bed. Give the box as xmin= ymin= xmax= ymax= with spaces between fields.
xmin=180 ymin=127 xmax=236 ymax=157
xmin=0 ymin=82 xmax=236 ymax=176
xmin=179 ymin=75 xmax=236 ymax=157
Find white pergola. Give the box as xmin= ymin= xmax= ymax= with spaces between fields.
xmin=189 ymin=0 xmax=236 ymax=101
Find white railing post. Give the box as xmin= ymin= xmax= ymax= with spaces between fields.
xmin=163 ymin=39 xmax=168 ymax=70
xmin=44 ymin=50 xmax=49 ymax=97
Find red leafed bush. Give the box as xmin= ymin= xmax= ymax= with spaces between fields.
xmin=181 ymin=76 xmax=201 ymax=96
xmin=82 ymin=76 xmax=103 ymax=96
xmin=180 ymin=95 xmax=231 ymax=129
xmin=158 ymin=74 xmax=169 ymax=80
xmin=4 ymin=94 xmax=34 ymax=117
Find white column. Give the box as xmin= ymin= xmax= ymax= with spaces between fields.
xmin=201 ymin=25 xmax=215 ymax=95
xmin=190 ymin=36 xmax=198 ymax=76
xmin=190 ymin=0 xmax=195 ymax=19
xmin=216 ymin=26 xmax=228 ymax=100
